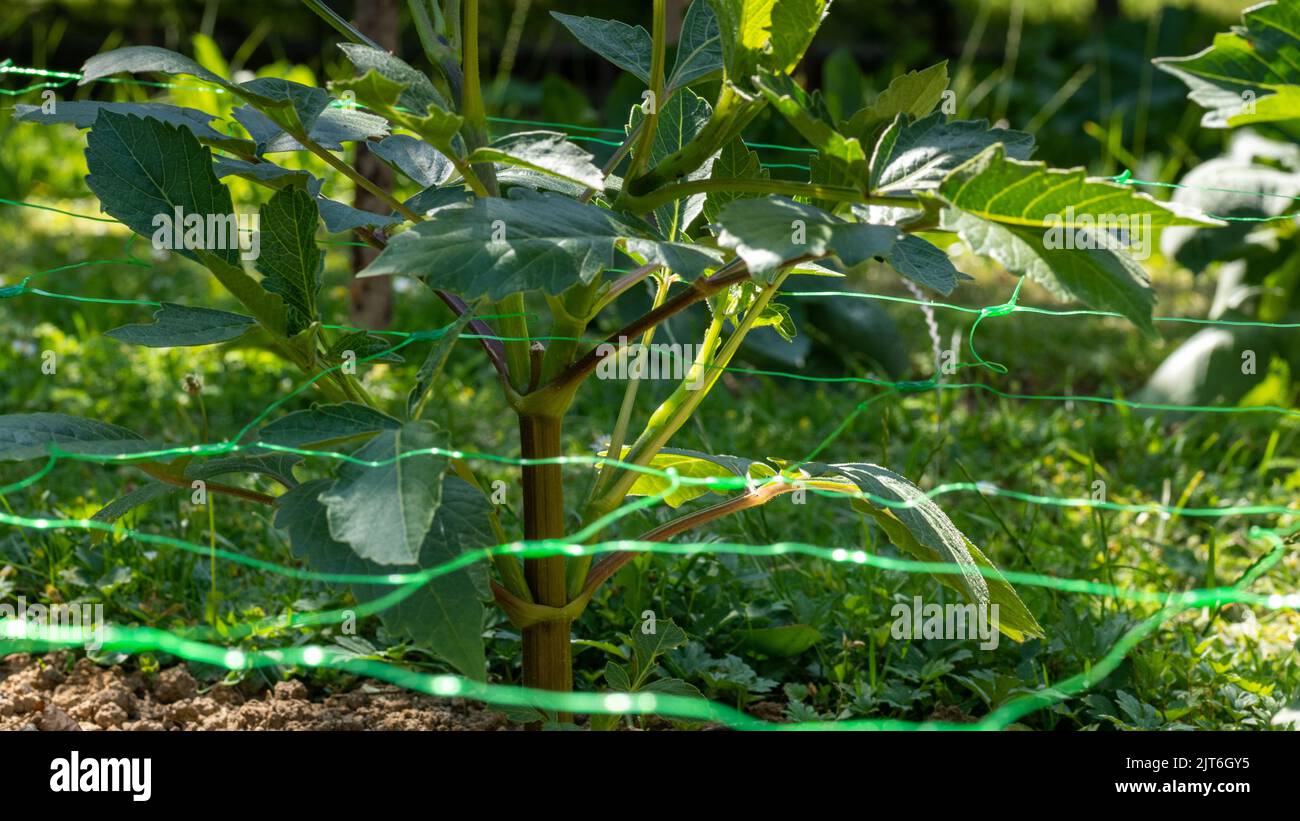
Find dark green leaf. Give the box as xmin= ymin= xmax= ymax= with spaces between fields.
xmin=80 ymin=45 xmax=235 ymax=92
xmin=629 ymin=88 xmax=716 ymax=239
xmin=105 ymin=303 xmax=256 ymax=348
xmin=232 ymin=104 xmax=389 ymax=154
xmin=0 ymin=414 xmax=156 ymax=462
xmin=713 ymin=196 xmax=899 ymax=281
xmin=258 ymin=402 xmax=401 ymax=450
xmin=869 ymin=112 xmax=1034 ymax=194
xmin=467 ymin=130 xmax=605 ymax=190
xmin=185 ymin=453 xmax=302 ymax=488
xmin=604 ymin=661 xmax=633 ymax=692
xmin=85 ymin=110 xmax=239 ymax=268
xmin=325 ymin=331 xmax=405 ymax=365
xmin=319 ymin=420 xmax=450 ymax=566
xmin=668 ymin=0 xmax=723 ymax=90
xmin=370 ymin=134 xmax=453 ymax=188
xmin=551 ymin=12 xmax=652 ymax=83
xmin=90 ymin=482 xmax=177 ymax=525
xmin=886 ymin=235 xmax=966 ymax=295
xmin=276 ymin=477 xmax=489 ymax=679
xmin=315 ymin=196 xmax=403 ymax=232
xmin=14 ymin=101 xmax=251 ymax=152
xmin=632 ymin=618 xmax=688 ymax=672
xmin=213 ymin=156 xmax=315 ymax=190
xmin=359 ymin=189 xmax=722 ymax=299
xmin=255 ymin=187 xmax=322 ymax=334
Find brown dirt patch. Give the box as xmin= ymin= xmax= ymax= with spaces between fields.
xmin=0 ymin=652 xmax=509 ymax=731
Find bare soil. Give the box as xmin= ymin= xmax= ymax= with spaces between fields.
xmin=0 ymin=652 xmax=509 ymax=731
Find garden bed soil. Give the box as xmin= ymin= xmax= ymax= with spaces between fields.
xmin=0 ymin=652 xmax=507 ymax=731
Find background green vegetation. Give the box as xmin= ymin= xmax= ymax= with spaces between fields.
xmin=0 ymin=0 xmax=1296 ymax=728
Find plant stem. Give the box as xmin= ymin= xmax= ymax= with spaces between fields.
xmin=580 ymin=477 xmax=858 ymax=598
xmin=300 ymin=135 xmax=424 ymax=222
xmin=583 ymin=276 xmax=787 ymax=528
xmin=590 ymin=274 xmax=670 ymax=501
xmin=547 ymin=260 xmax=751 ymax=394
xmin=301 ymin=0 xmax=381 ymax=47
xmin=518 ymin=413 xmax=572 ymax=721
xmin=579 ymin=121 xmax=640 ymax=204
xmin=538 ymin=281 xmax=599 ymax=386
xmin=625 ymin=0 xmax=667 ymax=182
xmin=567 ymin=271 xmax=669 ymax=597
xmin=461 ymin=0 xmax=529 ymax=390
xmin=623 ymin=84 xmax=761 ymax=197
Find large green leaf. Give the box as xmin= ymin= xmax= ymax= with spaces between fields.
xmin=713 ymin=196 xmax=900 ymax=281
xmin=213 ymin=156 xmax=315 ymax=190
xmin=84 ymin=110 xmax=285 ymax=333
xmin=629 ymin=88 xmax=716 ymax=239
xmin=105 ymin=303 xmax=257 ymax=348
xmin=258 ymin=402 xmax=401 ymax=450
xmin=830 ymin=463 xmax=1044 ymax=643
xmin=842 ymin=60 xmax=949 ymax=146
xmin=756 ymin=70 xmax=869 ymax=189
xmin=90 ymin=483 xmax=177 ymax=526
xmin=467 ymin=131 xmax=605 ymax=190
xmin=315 ymin=196 xmax=403 ymax=232
xmin=85 ymin=110 xmax=238 ymax=268
xmin=1155 ymin=0 xmax=1300 ymax=127
xmin=14 ymin=101 xmax=252 ymax=153
xmin=80 ymin=45 xmax=236 ymax=93
xmin=359 ymin=189 xmax=722 ymax=299
xmin=616 ymin=446 xmax=774 ymax=508
xmin=869 ymin=112 xmax=1034 ymax=195
xmin=668 ymin=0 xmax=724 ymax=90
xmin=254 ymin=187 xmax=323 ymax=335
xmin=238 ymin=77 xmax=331 ymax=133
xmin=232 ymin=104 xmax=389 ymax=154
xmin=0 ymin=414 xmax=156 ymax=462
xmin=551 ymin=12 xmax=652 ymax=83
xmin=708 ymin=0 xmax=827 ymax=83
xmin=185 ymin=453 xmax=302 ymax=488
xmin=276 ymin=477 xmax=489 ymax=679
xmin=886 ymin=234 xmax=967 ymax=295
xmin=319 ymin=420 xmax=450 ymax=566
xmin=336 ymin=43 xmax=450 ymax=114
xmin=370 ymin=135 xmax=453 ymax=188
xmin=931 ymin=145 xmax=1221 ymax=332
